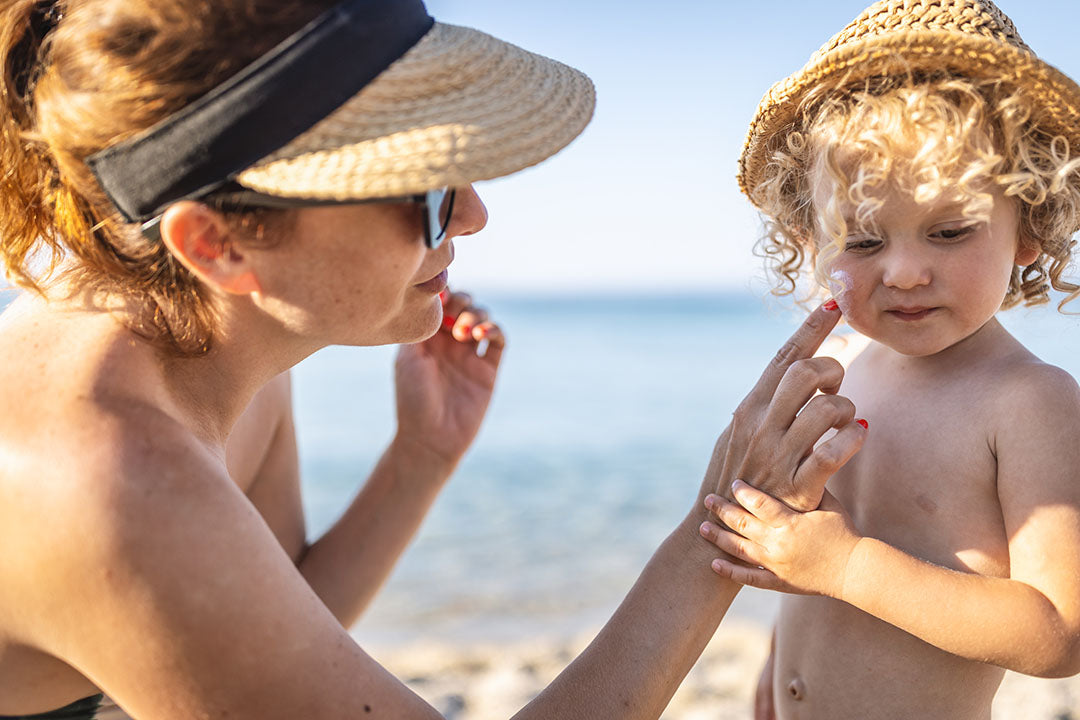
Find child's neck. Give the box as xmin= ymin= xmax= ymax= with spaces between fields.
xmin=870 ymin=316 xmax=1015 ymax=378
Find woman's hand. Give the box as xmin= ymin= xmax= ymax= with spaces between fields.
xmin=393 ymin=289 xmax=505 ymax=470
xmin=701 ymin=480 xmax=863 ymax=598
xmin=699 ymin=302 xmax=867 ymax=513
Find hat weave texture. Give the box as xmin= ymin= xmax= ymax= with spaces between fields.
xmin=236 ymin=23 xmax=595 ymax=199
xmin=737 ymin=0 xmax=1080 ymax=205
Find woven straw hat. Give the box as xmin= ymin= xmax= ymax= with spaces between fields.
xmin=737 ymin=0 xmax=1080 ymax=205
xmin=235 ymin=22 xmax=595 ymax=201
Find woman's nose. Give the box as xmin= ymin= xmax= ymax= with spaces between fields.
xmin=445 ymin=185 xmax=488 ymax=240
xmin=881 ymin=246 xmax=932 ymax=290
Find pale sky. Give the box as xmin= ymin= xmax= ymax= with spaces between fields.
xmin=423 ymin=0 xmax=1080 ymax=294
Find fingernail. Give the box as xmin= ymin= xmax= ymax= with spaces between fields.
xmin=704 ymin=494 xmax=717 ymax=510
xmin=442 ymin=314 xmax=456 ymax=330
xmin=856 ymin=418 xmax=869 ymax=429
xmin=700 ymin=522 xmax=713 ymax=537
xmin=731 ymin=479 xmax=745 ymax=491
xmin=439 ymin=290 xmax=449 ymax=304
xmin=823 ymin=299 xmax=839 ymax=312
xmin=475 ymin=325 xmax=489 ymax=339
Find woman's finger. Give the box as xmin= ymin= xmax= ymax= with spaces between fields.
xmin=709 ymin=556 xmax=784 ymax=591
xmin=761 ymin=356 xmax=846 ymax=434
xmin=790 ymin=420 xmax=868 ymax=510
xmin=745 ymin=302 xmax=842 ymax=408
xmin=781 ymin=393 xmax=856 ymax=460
xmin=451 ymin=307 xmax=489 ymax=342
xmin=471 ymin=322 xmax=506 ymax=363
xmin=731 ymin=479 xmax=791 ymax=526
xmin=440 ymin=290 xmax=473 ymax=325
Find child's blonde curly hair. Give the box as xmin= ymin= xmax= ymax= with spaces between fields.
xmin=753 ymin=72 xmax=1080 ymax=310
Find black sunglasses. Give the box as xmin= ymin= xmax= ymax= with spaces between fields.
xmin=140 ymin=186 xmax=457 ymax=250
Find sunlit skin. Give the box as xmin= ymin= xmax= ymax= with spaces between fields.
xmin=0 ymin=187 xmax=510 ymax=712
xmin=0 ymin=172 xmax=869 ymax=717
xmin=824 ymin=187 xmax=1035 ymax=358
xmin=701 ymin=185 xmax=1080 ymax=719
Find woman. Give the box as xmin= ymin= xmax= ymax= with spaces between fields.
xmin=0 ymin=0 xmax=865 ymax=717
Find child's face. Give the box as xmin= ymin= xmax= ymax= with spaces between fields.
xmin=821 ymin=187 xmax=1039 ymax=357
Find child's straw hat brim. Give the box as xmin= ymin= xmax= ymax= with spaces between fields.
xmin=737 ymin=0 xmax=1080 ymax=206
xmin=235 ymin=22 xmax=596 ymax=200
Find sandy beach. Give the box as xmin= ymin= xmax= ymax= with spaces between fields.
xmin=364 ymin=620 xmax=1080 ymax=719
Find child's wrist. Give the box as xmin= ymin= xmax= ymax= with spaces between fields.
xmin=837 ymin=536 xmax=871 ymax=603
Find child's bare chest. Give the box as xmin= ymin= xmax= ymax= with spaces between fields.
xmin=828 ymin=363 xmax=1010 ymax=577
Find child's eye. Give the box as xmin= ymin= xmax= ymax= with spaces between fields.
xmin=930 ymin=224 xmax=977 ymax=242
xmin=843 ymin=236 xmax=881 ymax=253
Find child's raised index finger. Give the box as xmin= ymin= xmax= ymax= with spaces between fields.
xmin=749 ymin=301 xmax=842 ymax=405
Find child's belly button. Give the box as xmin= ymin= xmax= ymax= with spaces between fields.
xmin=786 ymin=675 xmax=807 ymax=701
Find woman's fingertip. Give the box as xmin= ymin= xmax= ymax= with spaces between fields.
xmin=856 ymin=418 xmax=869 ymax=430
xmin=442 ymin=314 xmax=456 ymax=331
xmin=823 ymin=299 xmax=839 ymax=312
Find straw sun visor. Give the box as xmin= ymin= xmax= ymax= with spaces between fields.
xmin=236 ymin=23 xmax=596 ymax=200
xmin=737 ymin=0 xmax=1080 ymax=208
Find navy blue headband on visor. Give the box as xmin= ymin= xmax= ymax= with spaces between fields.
xmin=86 ymin=0 xmax=434 ymax=223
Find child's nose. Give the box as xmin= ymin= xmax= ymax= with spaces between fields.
xmin=880 ymin=247 xmax=932 ymax=290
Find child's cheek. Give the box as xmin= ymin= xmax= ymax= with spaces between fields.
xmin=828 ymin=269 xmax=858 ymax=317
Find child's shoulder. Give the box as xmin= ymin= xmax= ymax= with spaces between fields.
xmin=989 ymin=353 xmax=1080 ymax=450
xmin=992 ymin=352 xmax=1080 ymax=411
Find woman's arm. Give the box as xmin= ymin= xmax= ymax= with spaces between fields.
xmin=704 ymin=363 xmax=1080 ymax=677
xmin=246 ymin=292 xmax=505 ymax=627
xmin=510 ymin=303 xmax=862 ymax=719
xmin=23 ymin=304 xmax=855 ymax=719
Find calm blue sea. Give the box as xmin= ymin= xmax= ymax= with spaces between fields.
xmin=291 ymin=292 xmax=1080 ymax=646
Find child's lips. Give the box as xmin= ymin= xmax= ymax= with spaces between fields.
xmin=885 ymin=306 xmax=937 ymax=321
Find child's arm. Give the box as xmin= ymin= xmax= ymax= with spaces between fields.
xmin=700 ymin=365 xmax=1080 ymax=678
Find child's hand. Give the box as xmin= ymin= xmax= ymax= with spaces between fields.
xmin=701 ymin=480 xmax=863 ymax=599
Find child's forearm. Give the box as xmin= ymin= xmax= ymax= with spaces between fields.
xmin=842 ymin=538 xmax=1080 ymax=677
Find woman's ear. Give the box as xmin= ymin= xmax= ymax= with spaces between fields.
xmin=158 ymin=202 xmax=261 ymax=294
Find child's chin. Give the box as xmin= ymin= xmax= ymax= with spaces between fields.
xmin=877 ymin=336 xmax=958 ymax=358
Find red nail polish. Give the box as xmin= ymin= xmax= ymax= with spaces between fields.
xmin=442 ymin=314 xmax=456 ymax=330
xmin=823 ymin=299 xmax=839 ymax=312
xmin=856 ymin=418 xmax=869 ymax=429
xmin=439 ymin=290 xmax=449 ymax=304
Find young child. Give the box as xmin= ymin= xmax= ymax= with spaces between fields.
xmin=700 ymin=1 xmax=1080 ymax=718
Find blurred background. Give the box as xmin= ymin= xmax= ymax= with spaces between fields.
xmin=285 ymin=1 xmax=1080 ymax=716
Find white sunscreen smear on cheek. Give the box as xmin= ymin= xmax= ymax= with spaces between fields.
xmin=828 ymin=269 xmax=856 ymax=316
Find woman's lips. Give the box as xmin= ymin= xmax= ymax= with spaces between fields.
xmin=886 ymin=307 xmax=936 ymax=321
xmin=415 ymin=268 xmax=448 ymax=295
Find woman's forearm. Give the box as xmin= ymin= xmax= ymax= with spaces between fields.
xmin=514 ymin=510 xmax=741 ymax=720
xmin=297 ymin=436 xmax=454 ymax=628
xmin=842 ymin=538 xmax=1080 ymax=677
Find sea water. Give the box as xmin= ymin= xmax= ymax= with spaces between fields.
xmin=292 ymin=292 xmax=1080 ymax=647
